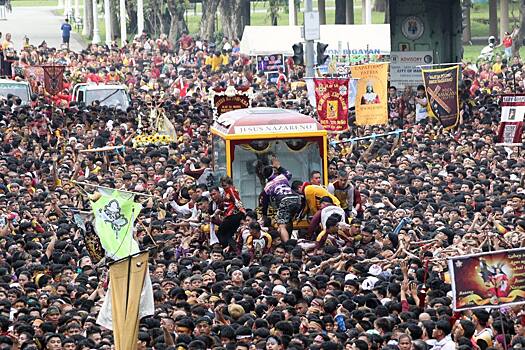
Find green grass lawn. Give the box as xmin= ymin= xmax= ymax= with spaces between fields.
xmin=462 ymin=44 xmax=525 ymax=62
xmin=470 ymin=2 xmax=521 ymax=37
xmin=11 ymin=0 xmax=57 ymax=6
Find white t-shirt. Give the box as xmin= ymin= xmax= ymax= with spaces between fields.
xmin=416 ymin=96 xmax=428 ymax=122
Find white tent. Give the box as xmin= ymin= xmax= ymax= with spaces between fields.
xmin=240 ymin=24 xmax=391 ymax=57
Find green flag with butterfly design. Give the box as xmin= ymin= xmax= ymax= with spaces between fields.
xmin=91 ymin=189 xmax=142 ymax=260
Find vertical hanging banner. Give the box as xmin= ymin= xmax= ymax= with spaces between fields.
xmin=314 ymin=78 xmax=350 ymax=132
xmin=497 ymin=94 xmax=525 ymax=145
xmin=41 ymin=65 xmax=66 ymax=96
xmin=421 ymin=65 xmax=460 ymax=130
xmin=448 ymin=248 xmax=525 ymax=311
xmin=351 ymin=63 xmax=389 ymax=125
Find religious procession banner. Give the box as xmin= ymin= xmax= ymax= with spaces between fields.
xmin=210 ymin=86 xmax=253 ymax=118
xmin=497 ymin=94 xmax=525 ymax=145
xmin=448 ymin=248 xmax=525 ymax=311
xmin=421 ymin=65 xmax=460 ymax=130
xmin=314 ymin=78 xmax=350 ymax=132
xmin=91 ymin=188 xmax=142 ymax=260
xmin=213 ymin=94 xmax=251 ymax=117
xmin=351 ymin=62 xmax=389 ymax=125
xmin=41 ymin=65 xmax=65 ymax=95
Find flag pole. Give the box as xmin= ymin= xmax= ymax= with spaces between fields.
xmin=72 ymin=180 xmax=159 ymax=198
xmin=417 ymin=62 xmax=462 ymax=68
xmin=106 ymin=248 xmax=152 ymax=267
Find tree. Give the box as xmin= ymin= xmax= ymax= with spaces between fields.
xmin=242 ymin=0 xmax=250 ymax=26
xmin=318 ymin=0 xmax=326 ymax=24
xmin=501 ymin=0 xmax=509 ymax=40
xmin=268 ymin=0 xmax=282 ymax=25
xmin=489 ymin=0 xmax=497 ymax=38
xmin=200 ymin=0 xmax=220 ymax=41
xmin=335 ymin=0 xmax=345 ymax=24
xmin=111 ymin=0 xmax=120 ymax=41
xmin=220 ymin=0 xmax=244 ymax=40
xmin=462 ymin=0 xmax=471 ymax=44
xmin=126 ymin=0 xmax=138 ymax=36
xmin=346 ymin=0 xmax=354 ymax=24
xmin=85 ymin=0 xmax=94 ymax=38
xmin=166 ymin=0 xmax=188 ymax=43
xmin=513 ymin=0 xmax=525 ymax=56
xmin=373 ymin=0 xmax=386 ymax=11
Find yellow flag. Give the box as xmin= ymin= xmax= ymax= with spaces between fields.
xmin=110 ymin=252 xmax=149 ymax=350
xmin=351 ymin=63 xmax=389 ymax=125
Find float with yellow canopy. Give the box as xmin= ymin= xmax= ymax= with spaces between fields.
xmin=211 ymin=107 xmax=328 ymax=210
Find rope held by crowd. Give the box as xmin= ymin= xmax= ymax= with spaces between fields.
xmin=331 ymin=129 xmax=405 ymax=145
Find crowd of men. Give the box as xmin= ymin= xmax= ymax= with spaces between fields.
xmin=0 ymin=30 xmax=523 ymax=350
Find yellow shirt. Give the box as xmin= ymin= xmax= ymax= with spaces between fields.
xmin=492 ymin=62 xmax=502 ymax=75
xmin=210 ymin=56 xmax=223 ymax=71
xmin=304 ymin=185 xmax=340 ymax=216
xmin=221 ymin=54 xmax=229 ymax=66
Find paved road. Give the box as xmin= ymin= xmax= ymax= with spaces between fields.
xmin=1 ymin=6 xmax=85 ymax=51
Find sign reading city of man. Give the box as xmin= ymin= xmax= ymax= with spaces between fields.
xmin=390 ymin=51 xmax=433 ymax=90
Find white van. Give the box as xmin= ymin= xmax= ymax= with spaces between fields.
xmin=0 ymin=79 xmax=32 ymax=105
xmin=72 ymin=83 xmax=130 ymax=110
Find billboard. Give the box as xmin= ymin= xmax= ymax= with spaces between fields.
xmin=448 ymin=248 xmax=525 ymax=310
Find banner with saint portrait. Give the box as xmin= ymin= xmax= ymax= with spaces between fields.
xmin=314 ymin=78 xmax=350 ymax=132
xmin=421 ymin=65 xmax=460 ymax=130
xmin=448 ymin=248 xmax=525 ymax=311
xmin=351 ymin=63 xmax=389 ymax=125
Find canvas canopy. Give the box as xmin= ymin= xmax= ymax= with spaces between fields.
xmin=240 ymin=24 xmax=391 ymax=57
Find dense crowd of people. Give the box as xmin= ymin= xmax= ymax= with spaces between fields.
xmin=0 ymin=30 xmax=523 ymax=350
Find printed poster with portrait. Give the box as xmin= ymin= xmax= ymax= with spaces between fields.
xmin=448 ymin=248 xmax=525 ymax=311
xmin=351 ymin=63 xmax=389 ymax=125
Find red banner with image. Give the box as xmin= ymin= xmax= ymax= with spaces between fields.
xmin=314 ymin=78 xmax=350 ymax=132
xmin=42 ymin=65 xmax=65 ymax=96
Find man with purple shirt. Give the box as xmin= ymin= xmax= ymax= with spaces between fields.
xmin=261 ymin=157 xmax=302 ymax=243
